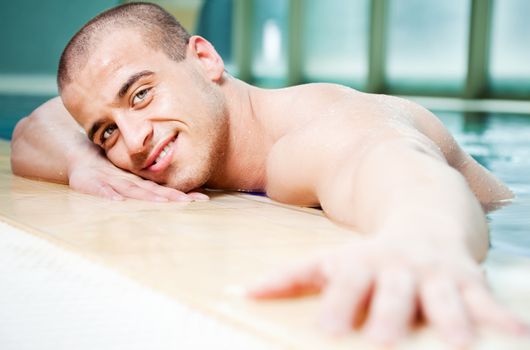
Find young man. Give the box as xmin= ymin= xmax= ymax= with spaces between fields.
xmin=10 ymin=2 xmax=526 ymax=346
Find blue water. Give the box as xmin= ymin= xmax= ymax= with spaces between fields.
xmin=0 ymin=97 xmax=528 ymax=256
xmin=436 ymin=111 xmax=530 ymax=257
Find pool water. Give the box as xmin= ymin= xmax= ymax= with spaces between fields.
xmin=0 ymin=98 xmax=528 ymax=256
xmin=436 ymin=111 xmax=530 ymax=257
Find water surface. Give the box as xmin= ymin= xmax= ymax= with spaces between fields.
xmin=436 ymin=111 xmax=530 ymax=257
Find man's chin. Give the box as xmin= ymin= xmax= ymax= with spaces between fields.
xmin=164 ymin=171 xmax=210 ymax=193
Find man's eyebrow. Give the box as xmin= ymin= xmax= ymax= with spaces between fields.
xmin=117 ymin=70 xmax=154 ymax=99
xmin=88 ymin=120 xmax=104 ymax=142
xmin=86 ymin=70 xmax=155 ymax=142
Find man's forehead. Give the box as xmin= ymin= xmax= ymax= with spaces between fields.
xmin=84 ymin=29 xmax=147 ymax=79
xmin=61 ymin=27 xmax=184 ymax=129
xmin=63 ymin=33 xmax=155 ymax=112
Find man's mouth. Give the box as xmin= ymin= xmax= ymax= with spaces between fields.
xmin=143 ymin=134 xmax=178 ymax=172
xmin=154 ymin=140 xmax=174 ymax=164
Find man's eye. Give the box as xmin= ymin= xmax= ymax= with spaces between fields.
xmin=101 ymin=124 xmax=117 ymax=143
xmin=132 ymin=88 xmax=150 ymax=106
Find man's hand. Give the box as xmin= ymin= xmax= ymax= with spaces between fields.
xmin=248 ymin=236 xmax=528 ymax=346
xmin=68 ymin=152 xmax=208 ymax=202
xmin=10 ymin=97 xmax=208 ymax=202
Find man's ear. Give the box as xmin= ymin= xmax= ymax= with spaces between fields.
xmin=187 ymin=35 xmax=225 ymax=81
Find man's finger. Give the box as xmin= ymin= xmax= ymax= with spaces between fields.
xmin=463 ymin=283 xmax=529 ymax=334
xmin=93 ymin=183 xmax=124 ymax=201
xmin=420 ymin=275 xmax=473 ymax=346
xmin=134 ymin=179 xmax=192 ymax=202
xmin=135 ymin=180 xmax=209 ymax=201
xmin=247 ymin=258 xmax=325 ymax=299
xmin=319 ymin=268 xmax=373 ymax=335
xmin=111 ymin=180 xmax=171 ymax=202
xmin=364 ymin=267 xmax=416 ymax=344
xmin=188 ymin=191 xmax=210 ymax=201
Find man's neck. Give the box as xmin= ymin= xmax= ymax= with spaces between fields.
xmin=205 ymin=75 xmax=275 ymax=191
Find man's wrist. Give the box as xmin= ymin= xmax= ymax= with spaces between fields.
xmin=65 ymin=136 xmax=103 ymax=179
xmin=374 ymin=210 xmax=478 ymax=258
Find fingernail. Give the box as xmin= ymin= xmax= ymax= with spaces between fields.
xmin=111 ymin=195 xmax=124 ymax=201
xmin=176 ymin=195 xmax=192 ymax=202
xmin=192 ymin=193 xmax=209 ymax=201
xmin=154 ymin=196 xmax=169 ymax=202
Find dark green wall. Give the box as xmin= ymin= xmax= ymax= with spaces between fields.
xmin=1 ymin=0 xmax=119 ymax=75
xmin=0 ymin=0 xmax=120 ymax=139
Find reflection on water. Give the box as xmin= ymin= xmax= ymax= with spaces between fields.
xmin=435 ymin=111 xmax=530 ymax=257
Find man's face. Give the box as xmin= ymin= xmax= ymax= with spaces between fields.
xmin=61 ymin=29 xmax=228 ymax=192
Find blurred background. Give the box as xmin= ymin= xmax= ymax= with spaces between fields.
xmin=1 ymin=1 xmax=529 ymax=127
xmin=1 ymin=0 xmax=530 ymax=134
xmin=0 ymin=0 xmax=529 ymax=253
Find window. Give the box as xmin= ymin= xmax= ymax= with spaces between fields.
xmin=301 ymin=0 xmax=370 ymax=88
xmin=489 ymin=0 xmax=530 ymax=97
xmin=386 ymin=0 xmax=471 ymax=95
xmin=250 ymin=0 xmax=290 ymax=87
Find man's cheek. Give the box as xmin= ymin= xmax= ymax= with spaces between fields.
xmin=106 ymin=149 xmax=130 ymax=171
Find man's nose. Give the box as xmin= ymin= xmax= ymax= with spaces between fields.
xmin=115 ymin=114 xmax=153 ymax=156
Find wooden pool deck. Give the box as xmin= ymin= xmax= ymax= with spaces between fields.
xmin=0 ymin=139 xmax=529 ymax=349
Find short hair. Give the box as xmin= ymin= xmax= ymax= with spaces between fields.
xmin=57 ymin=2 xmax=191 ymax=92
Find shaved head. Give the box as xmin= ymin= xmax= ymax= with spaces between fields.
xmin=57 ymin=2 xmax=191 ymax=92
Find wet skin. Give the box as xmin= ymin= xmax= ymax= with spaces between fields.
xmin=12 ymin=29 xmax=526 ymax=346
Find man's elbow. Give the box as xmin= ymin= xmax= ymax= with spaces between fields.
xmin=10 ymin=115 xmax=32 ymax=176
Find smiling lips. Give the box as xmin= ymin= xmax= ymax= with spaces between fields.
xmin=144 ymin=134 xmax=178 ymax=172
xmin=155 ymin=141 xmax=174 ymax=164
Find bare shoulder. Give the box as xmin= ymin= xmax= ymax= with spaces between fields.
xmin=271 ymin=83 xmax=365 ymax=122
xmin=265 ymin=89 xmax=513 ymax=208
xmin=284 ymin=82 xmax=363 ymax=100
xmin=367 ymin=94 xmax=514 ymax=206
xmin=264 ymin=87 xmax=407 ymax=205
xmin=264 ymin=86 xmax=383 ymax=205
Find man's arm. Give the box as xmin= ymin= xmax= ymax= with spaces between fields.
xmin=11 ymin=97 xmax=87 ymax=184
xmin=319 ymin=136 xmax=489 ymax=260
xmin=11 ymin=97 xmax=206 ymax=201
xmin=252 ymin=118 xmax=527 ymax=345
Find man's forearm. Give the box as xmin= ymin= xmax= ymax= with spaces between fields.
xmin=319 ymin=138 xmax=489 ymax=261
xmin=10 ymin=97 xmax=98 ymax=184
xmin=373 ymin=170 xmax=489 ymax=261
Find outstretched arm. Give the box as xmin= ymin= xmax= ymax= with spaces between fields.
xmin=10 ymin=97 xmax=206 ymax=201
xmin=254 ymin=119 xmax=527 ymax=345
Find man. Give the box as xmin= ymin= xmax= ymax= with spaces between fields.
xmin=10 ymin=2 xmax=526 ymax=346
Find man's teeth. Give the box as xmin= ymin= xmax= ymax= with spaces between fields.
xmin=154 ymin=142 xmax=174 ymax=164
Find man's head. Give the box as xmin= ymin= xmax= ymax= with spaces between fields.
xmin=58 ymin=2 xmax=191 ymax=91
xmin=58 ymin=2 xmax=229 ymax=192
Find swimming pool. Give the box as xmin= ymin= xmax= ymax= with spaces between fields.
xmin=436 ymin=111 xmax=530 ymax=257
xmin=0 ymin=97 xmax=528 ymax=256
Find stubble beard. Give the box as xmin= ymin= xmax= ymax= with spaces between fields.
xmin=167 ymin=88 xmax=229 ymax=193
